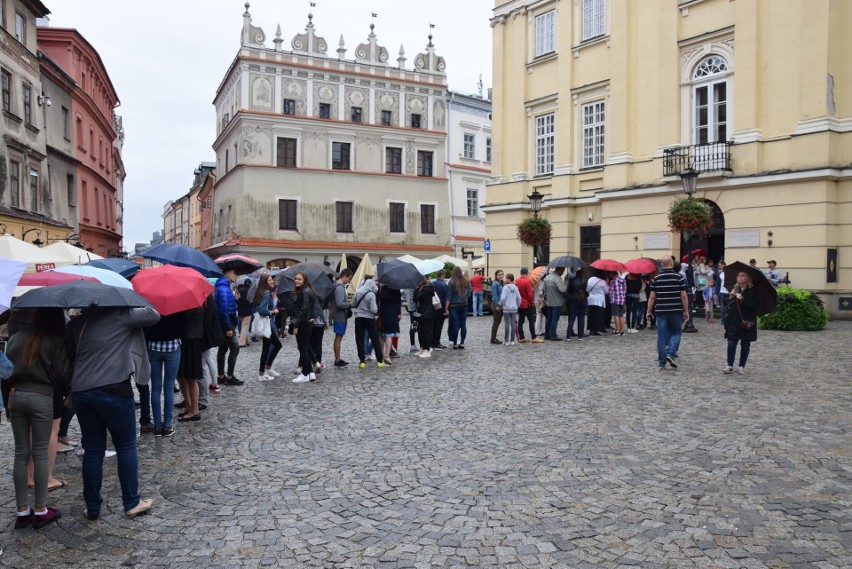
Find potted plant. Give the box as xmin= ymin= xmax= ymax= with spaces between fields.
xmin=668 ymin=197 xmax=713 ymax=238
xmin=516 ymin=217 xmax=552 ymax=247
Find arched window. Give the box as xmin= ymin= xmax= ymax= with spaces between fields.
xmin=692 ymin=55 xmax=729 ymax=145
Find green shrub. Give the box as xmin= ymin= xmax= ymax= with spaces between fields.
xmin=758 ymin=287 xmax=827 ymax=331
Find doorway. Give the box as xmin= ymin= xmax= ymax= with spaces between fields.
xmin=680 ymin=199 xmax=725 ymax=263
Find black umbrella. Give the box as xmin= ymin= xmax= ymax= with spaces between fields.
xmin=214 ymin=254 xmax=264 ymax=275
xmin=276 ymin=263 xmax=336 ymax=304
xmin=724 ymin=261 xmax=777 ymax=316
xmin=138 ymin=243 xmax=223 ymax=277
xmin=11 ymin=280 xmax=153 ymax=310
xmin=376 ymin=259 xmax=423 ymax=290
xmin=548 ymin=256 xmax=587 ymax=269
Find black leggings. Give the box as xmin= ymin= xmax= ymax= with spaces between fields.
xmin=310 ymin=326 xmax=325 ymax=364
xmin=418 ymin=318 xmax=434 ymax=350
xmin=355 ymin=318 xmax=384 ymax=364
xmin=259 ymin=334 xmax=282 ymax=373
xmin=295 ymin=325 xmax=313 ymax=376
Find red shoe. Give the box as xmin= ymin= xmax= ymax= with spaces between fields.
xmin=14 ymin=509 xmax=32 ymax=529
xmin=32 ymin=507 xmax=61 ymax=529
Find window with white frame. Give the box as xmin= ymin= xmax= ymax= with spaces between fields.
xmin=535 ymin=10 xmax=555 ymax=57
xmin=582 ymin=101 xmax=605 ymax=168
xmin=278 ymin=199 xmax=298 ymax=230
xmin=389 ymin=202 xmax=405 ymax=233
xmin=466 ymin=189 xmax=479 ymax=217
xmin=420 ymin=204 xmax=436 ymax=234
xmin=582 ymin=0 xmax=605 ymax=41
xmin=692 ymin=55 xmax=729 ymax=145
xmin=463 ymin=133 xmax=475 ymax=159
xmin=535 ymin=114 xmax=555 ymax=175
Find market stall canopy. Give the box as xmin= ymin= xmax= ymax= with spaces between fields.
xmin=0 ymin=235 xmax=68 ymax=274
xmin=44 ymin=241 xmax=103 ymax=264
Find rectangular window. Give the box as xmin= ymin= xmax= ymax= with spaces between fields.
xmin=14 ymin=12 xmax=24 ymax=44
xmin=580 ymin=225 xmax=601 ymax=264
xmin=29 ymin=169 xmax=38 ymax=212
xmin=67 ymin=174 xmax=76 ymax=207
xmin=420 ymin=204 xmax=436 ymax=234
xmin=389 ymin=202 xmax=405 ymax=233
xmin=283 ymin=99 xmax=296 ymax=115
xmin=224 ymin=149 xmax=229 ymax=172
xmin=463 ymin=133 xmax=476 ymax=159
xmin=1 ymin=69 xmax=10 ymax=113
xmin=61 ymin=106 xmax=70 ymax=140
xmin=319 ymin=103 xmax=331 ymax=119
xmin=466 ymin=189 xmax=479 ymax=217
xmin=332 ymin=142 xmax=351 ymax=170
xmin=411 ymin=113 xmax=421 ymax=129
xmin=535 ymin=114 xmax=555 ymax=175
xmin=416 ymin=150 xmax=433 ymax=177
xmin=278 ymin=199 xmax=297 ymax=230
xmin=9 ymin=161 xmax=19 ymax=207
xmin=535 ymin=10 xmax=555 ymax=56
xmin=335 ymin=201 xmax=354 ymax=233
xmin=276 ymin=137 xmax=297 ymax=168
xmin=486 ymin=137 xmax=492 ymax=162
xmin=22 ymin=82 xmax=31 ymax=124
xmin=582 ymin=101 xmax=605 ymax=168
xmin=385 ymin=147 xmax=402 ymax=174
xmin=381 ymin=110 xmax=392 ymax=126
xmin=582 ymin=0 xmax=605 ymax=41
xmin=351 ymin=106 xmax=362 ymax=123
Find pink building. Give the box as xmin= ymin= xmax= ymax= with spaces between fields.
xmin=37 ymin=27 xmax=122 ymax=255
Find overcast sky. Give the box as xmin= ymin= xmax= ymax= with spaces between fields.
xmin=45 ymin=0 xmax=494 ymax=250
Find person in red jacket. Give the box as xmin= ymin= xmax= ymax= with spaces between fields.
xmin=514 ymin=268 xmax=542 ymax=343
xmin=469 ymin=270 xmax=486 ymax=317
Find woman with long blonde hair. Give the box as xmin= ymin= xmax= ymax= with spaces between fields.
xmin=723 ymin=270 xmax=759 ymax=374
xmin=447 ymin=266 xmax=470 ymax=349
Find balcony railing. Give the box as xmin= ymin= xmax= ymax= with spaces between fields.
xmin=663 ymin=140 xmax=733 ymax=177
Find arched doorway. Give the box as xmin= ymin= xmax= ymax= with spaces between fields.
xmin=679 ymin=199 xmax=725 ymax=263
xmin=336 ymin=255 xmax=361 ymax=274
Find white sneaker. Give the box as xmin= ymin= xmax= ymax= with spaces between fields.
xmin=292 ymin=374 xmax=310 ymax=383
xmin=737 ymin=367 xmax=745 ymax=375
xmin=418 ymin=350 xmax=431 ymax=358
xmin=409 ymin=345 xmax=419 ymax=353
xmin=104 ymin=450 xmax=116 ymax=458
xmin=265 ymin=368 xmax=280 ymax=378
xmin=365 ymin=354 xmax=376 ymax=361
xmin=723 ymin=366 xmax=733 ymax=374
xmin=258 ymin=374 xmax=273 ymax=381
xmin=308 ymin=372 xmax=317 ymax=381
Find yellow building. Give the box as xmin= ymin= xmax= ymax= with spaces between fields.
xmin=486 ymin=0 xmax=851 ymax=318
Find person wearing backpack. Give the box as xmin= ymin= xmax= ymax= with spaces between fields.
xmin=331 ymin=269 xmax=353 ymax=368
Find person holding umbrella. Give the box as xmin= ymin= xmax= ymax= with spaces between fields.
xmin=723 ymin=269 xmax=759 ymax=374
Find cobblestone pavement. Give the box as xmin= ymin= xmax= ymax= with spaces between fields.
xmin=1 ymin=317 xmax=850 ymax=568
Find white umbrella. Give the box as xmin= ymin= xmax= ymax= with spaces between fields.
xmin=44 ymin=241 xmax=103 ymax=264
xmin=431 ymin=254 xmax=470 ymax=275
xmin=396 ymin=254 xmax=422 ymax=264
xmin=0 ymin=234 xmax=68 ymax=273
xmin=414 ymin=259 xmax=444 ymax=275
xmin=347 ymin=253 xmax=374 ymax=294
xmin=0 ymin=257 xmax=28 ymax=313
xmin=53 ymin=265 xmax=133 ymax=289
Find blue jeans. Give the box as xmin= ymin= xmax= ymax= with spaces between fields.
xmin=472 ymin=291 xmax=484 ymax=316
xmin=545 ymin=306 xmax=561 ymax=339
xmin=73 ymin=387 xmax=141 ymax=515
xmin=655 ymin=312 xmax=683 ymax=367
xmin=727 ymin=338 xmax=751 ymax=368
xmin=567 ymin=300 xmax=587 ymax=338
xmin=719 ymin=293 xmax=729 ymax=324
xmin=626 ymin=294 xmax=642 ymax=329
xmin=448 ymin=305 xmax=468 ymax=345
xmin=148 ymin=348 xmax=180 ymax=429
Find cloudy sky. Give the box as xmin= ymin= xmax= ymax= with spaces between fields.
xmin=45 ymin=0 xmax=494 ymax=250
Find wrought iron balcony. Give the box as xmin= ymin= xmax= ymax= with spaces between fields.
xmin=663 ymin=140 xmax=733 ymax=177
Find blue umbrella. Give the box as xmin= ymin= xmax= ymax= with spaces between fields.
xmin=138 ymin=243 xmax=222 ymax=277
xmin=85 ymin=258 xmax=141 ymax=279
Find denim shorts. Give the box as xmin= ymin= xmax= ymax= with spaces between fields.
xmin=333 ymin=321 xmax=347 ymax=336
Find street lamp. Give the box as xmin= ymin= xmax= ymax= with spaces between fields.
xmin=680 ymin=167 xmax=699 ymax=333
xmin=22 ymin=228 xmax=44 ymax=246
xmin=527 ymin=189 xmax=543 ymax=217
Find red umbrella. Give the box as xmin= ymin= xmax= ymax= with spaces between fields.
xmin=132 ymin=265 xmax=213 ymax=316
xmin=624 ymin=258 xmax=659 ymax=274
xmin=18 ymin=271 xmax=100 ymax=287
xmin=590 ymin=259 xmax=627 ymax=273
xmin=691 ymin=248 xmax=707 ymax=257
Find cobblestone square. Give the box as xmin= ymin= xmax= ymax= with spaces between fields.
xmin=1 ymin=317 xmax=850 ymax=568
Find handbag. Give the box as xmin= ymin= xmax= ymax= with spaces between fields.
xmin=250 ymin=315 xmax=272 ymax=338
xmin=735 ymin=293 xmax=755 ymax=329
xmin=432 ymin=292 xmax=441 ymax=309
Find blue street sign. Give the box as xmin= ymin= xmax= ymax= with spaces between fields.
xmin=484 ymin=239 xmax=491 ymax=253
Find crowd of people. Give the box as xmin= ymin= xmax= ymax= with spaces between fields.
xmin=1 ymin=252 xmax=773 ymax=529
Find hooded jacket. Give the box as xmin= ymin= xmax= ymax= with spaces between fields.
xmin=214 ymin=276 xmax=238 ymax=330
xmin=353 ymin=280 xmax=379 ymax=319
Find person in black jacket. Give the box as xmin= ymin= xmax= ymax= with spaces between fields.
xmin=723 ymin=270 xmax=759 ymax=375
xmin=289 ymin=272 xmax=317 ymax=384
xmin=414 ymin=278 xmax=437 ymax=358
xmin=236 ymin=278 xmax=253 ymax=347
xmin=565 ymin=269 xmax=588 ymax=340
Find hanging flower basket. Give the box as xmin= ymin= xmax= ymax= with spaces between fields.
xmin=668 ymin=197 xmax=713 ymax=235
xmin=516 ymin=217 xmax=552 ymax=247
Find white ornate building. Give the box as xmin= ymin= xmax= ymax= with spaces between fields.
xmin=206 ymin=4 xmax=453 ymax=269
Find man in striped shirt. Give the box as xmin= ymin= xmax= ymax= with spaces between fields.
xmin=646 ymin=255 xmax=690 ymax=370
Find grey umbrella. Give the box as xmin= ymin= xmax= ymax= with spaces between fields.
xmin=276 ymin=263 xmax=336 ymax=304
xmin=376 ymin=259 xmax=424 ymax=290
xmin=548 ymin=256 xmax=587 ymax=269
xmin=11 ymin=280 xmax=153 ymax=310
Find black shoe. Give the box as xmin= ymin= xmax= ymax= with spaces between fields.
xmin=161 ymin=427 xmax=176 ymax=437
xmin=154 ymin=428 xmax=164 ymax=437
xmin=666 ymin=355 xmax=678 ymax=369
xmin=225 ymin=377 xmax=244 ymax=386
xmin=435 ymin=344 xmax=448 ymax=350
xmin=549 ymin=337 xmax=563 ymax=341
xmin=174 ymin=400 xmax=186 ymax=409
xmin=457 ymin=344 xmax=465 ymax=349
xmin=139 ymin=424 xmax=155 ymax=434
xmin=198 ymin=403 xmax=208 ymax=411
xmin=334 ymin=360 xmax=349 ymax=368
xmin=490 ymin=339 xmax=502 ymax=345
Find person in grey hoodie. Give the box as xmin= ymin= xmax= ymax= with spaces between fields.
xmin=331 ymin=268 xmax=353 ymax=367
xmin=499 ymin=274 xmax=522 ymax=345
xmin=352 ymin=278 xmax=386 ymax=369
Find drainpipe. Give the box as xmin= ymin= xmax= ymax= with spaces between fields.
xmin=447 ymin=92 xmax=457 ymax=256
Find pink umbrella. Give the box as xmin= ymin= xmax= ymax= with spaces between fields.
xmin=18 ymin=271 xmax=100 ymax=287
xmin=624 ymin=258 xmax=660 ymax=274
xmin=590 ymin=259 xmax=627 ymax=273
